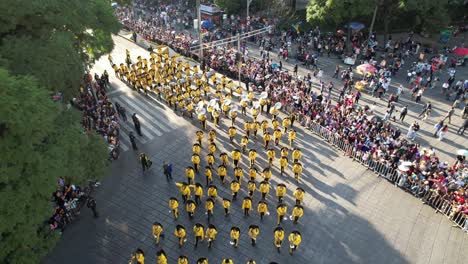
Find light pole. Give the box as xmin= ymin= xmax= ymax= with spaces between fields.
xmin=344 ymin=0 xmax=352 ymax=54
xmin=247 ymin=0 xmax=253 ymax=19
xmin=197 ymin=0 xmax=203 ymax=65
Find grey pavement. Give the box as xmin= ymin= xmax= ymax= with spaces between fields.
xmin=43 ymin=36 xmax=468 ymax=264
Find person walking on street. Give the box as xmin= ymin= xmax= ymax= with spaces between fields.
xmin=178 ymin=256 xmax=189 ymax=264
xmin=132 ymin=113 xmax=142 ymax=136
xmin=120 ymin=105 xmax=128 ymax=122
xmin=163 ymin=161 xmax=173 ymax=180
xmin=139 ymin=153 xmax=151 ymax=172
xmin=276 ymin=204 xmax=287 ymax=225
xmin=222 ymin=198 xmax=231 ymax=216
xmin=129 ymin=131 xmax=138 ymax=150
xmin=87 ymin=197 xmax=98 ymax=218
xmin=193 ymin=223 xmax=205 ymax=248
xmin=433 ymin=120 xmax=444 ymax=137
xmin=442 ymin=107 xmax=455 ymax=124
xmin=288 ymin=231 xmax=302 ymax=255
xmin=248 ymin=225 xmax=260 ymax=247
xmin=399 ymin=105 xmax=408 ymax=122
xmin=152 ymin=222 xmax=164 ymax=245
xmin=174 ymin=225 xmax=187 ymax=248
xmin=230 ymin=226 xmax=240 ymax=248
xmin=274 ymin=227 xmax=285 ymax=253
xmin=168 ymin=197 xmax=179 ymax=219
xmin=418 ymin=102 xmax=432 ymax=119
xmin=205 ymin=224 xmax=217 ymax=249
xmin=457 ymin=119 xmax=468 ymax=135
xmin=257 ymin=200 xmax=268 ymax=220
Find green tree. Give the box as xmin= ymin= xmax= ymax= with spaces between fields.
xmin=0 ymin=68 xmax=109 ymax=263
xmin=215 ymin=0 xmax=243 ymax=14
xmin=0 ymin=0 xmax=121 ymax=99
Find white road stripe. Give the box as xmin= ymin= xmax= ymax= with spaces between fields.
xmin=146 ymin=93 xmax=187 ymax=124
xmin=116 ymin=95 xmax=170 ymax=133
xmin=113 ymin=98 xmax=162 ymax=137
xmin=119 ymin=125 xmax=148 ymax=145
xmin=125 ymin=94 xmax=173 ymax=132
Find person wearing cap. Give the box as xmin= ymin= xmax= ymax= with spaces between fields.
xmin=205 ymin=224 xmax=217 ymax=248
xmin=276 ymin=204 xmax=287 ymax=225
xmin=186 ymin=199 xmax=196 ymax=218
xmin=267 ymin=148 xmax=276 ymax=167
xmin=130 ymin=248 xmax=145 ymax=264
xmin=259 ymin=180 xmax=270 ymax=200
xmin=293 ymin=188 xmax=304 ymax=205
xmin=207 ymin=153 xmax=215 ymax=168
xmin=248 ymin=180 xmax=257 ymax=197
xmin=248 ymin=225 xmax=260 ymax=246
xmin=217 ymin=165 xmax=227 ymax=184
xmin=282 ymin=117 xmax=291 ymax=133
xmin=272 ymin=118 xmax=280 ymax=131
xmin=279 ymin=156 xmax=288 ymax=175
xmin=288 ymin=231 xmax=302 ymax=255
xmin=228 ymin=126 xmax=237 ymax=143
xmin=273 ymin=129 xmax=282 ymax=146
xmin=230 ymin=226 xmax=241 ymax=248
xmin=257 ymin=200 xmax=268 ymax=220
xmin=156 ymin=249 xmax=167 ymax=264
xmin=244 ymin=121 xmax=251 ymax=137
xmin=196 ymin=257 xmax=208 ymax=264
xmin=207 ymin=185 xmax=218 ymax=199
xmin=246 ymin=260 xmax=256 ymax=264
xmin=220 ymin=152 xmax=229 ymax=167
xmin=205 ymin=166 xmax=213 ymax=186
xmin=261 ymin=120 xmax=269 ymax=134
xmin=280 ymin=146 xmax=289 ymax=158
xmin=191 ymin=183 xmax=204 ymax=205
xmin=193 ymin=223 xmax=205 ymax=248
xmin=174 ymin=225 xmax=187 ymax=248
xmin=208 ymin=129 xmax=216 ymax=143
xmin=175 ymin=182 xmax=191 ymax=203
xmin=276 ymin=184 xmax=287 ymax=203
xmin=192 ymin=153 xmax=201 ymax=173
xmin=230 ymin=180 xmax=241 ymax=200
xmin=205 ymin=198 xmax=215 ymax=220
xmin=292 ymin=162 xmax=302 ymax=181
xmin=291 ymin=205 xmax=304 ymax=224
xmin=262 ymin=167 xmax=272 ymax=181
xmin=288 ymin=129 xmax=296 ymax=147
xmin=252 ymin=121 xmax=260 ymax=137
xmin=234 ymin=166 xmax=244 ymax=182
xmin=196 ymin=130 xmax=204 ymax=146
xmin=178 ymin=255 xmax=189 ymax=264
xmin=241 ymin=135 xmax=249 ymax=153
xmin=222 ymin=198 xmax=231 ymax=216
xmin=263 ymin=131 xmax=272 ymax=149
xmin=222 ymin=259 xmax=234 ymax=264
xmin=185 ymin=166 xmax=195 ymax=184
xmin=249 ymin=149 xmax=257 ymax=167
xmin=169 ymin=197 xmax=179 ymax=219
xmin=231 ymin=149 xmax=241 ymax=167
xmin=193 ymin=142 xmax=201 ymax=155
xmin=249 ymin=167 xmax=257 ymax=181
xmin=152 ymin=222 xmax=164 ymax=245
xmin=273 ymin=227 xmax=285 ymax=252
xmin=292 ymin=148 xmax=302 ymax=163
xmin=242 ymin=196 xmax=253 ymax=216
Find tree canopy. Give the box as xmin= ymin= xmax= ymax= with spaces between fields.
xmin=306 ymin=0 xmax=462 ymax=37
xmin=0 ymin=0 xmax=121 ymax=99
xmin=0 ymin=0 xmax=119 ymax=262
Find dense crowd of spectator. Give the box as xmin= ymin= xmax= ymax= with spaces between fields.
xmin=116 ymin=0 xmax=468 ymax=228
xmin=71 ymin=73 xmax=120 ymax=160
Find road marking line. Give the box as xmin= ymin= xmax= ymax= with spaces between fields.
xmin=113 ymin=98 xmax=162 ymax=137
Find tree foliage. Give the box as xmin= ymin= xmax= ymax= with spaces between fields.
xmin=306 ymin=0 xmax=457 ymax=34
xmin=0 ymin=0 xmax=118 ymax=263
xmin=0 ymin=0 xmax=121 ymax=99
xmin=215 ymin=0 xmax=243 ymax=15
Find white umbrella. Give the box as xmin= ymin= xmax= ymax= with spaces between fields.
xmin=398 ymin=165 xmax=410 ymax=172
xmin=457 ymin=149 xmax=468 ymax=156
xmin=401 ymin=161 xmax=413 ymax=167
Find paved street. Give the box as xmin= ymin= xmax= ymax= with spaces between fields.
xmin=43 ymin=36 xmax=468 ymax=264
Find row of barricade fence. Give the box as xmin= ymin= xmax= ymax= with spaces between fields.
xmin=303 ymin=119 xmax=467 ymax=232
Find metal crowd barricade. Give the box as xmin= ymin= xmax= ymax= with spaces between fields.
xmin=304 ymin=122 xmax=468 ymax=231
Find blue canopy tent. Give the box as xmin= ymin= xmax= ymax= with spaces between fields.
xmin=347 ymin=22 xmax=365 ymax=31
xmin=201 ymin=20 xmax=215 ymax=29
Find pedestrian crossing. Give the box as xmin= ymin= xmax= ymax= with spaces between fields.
xmin=110 ymin=91 xmax=182 ymax=152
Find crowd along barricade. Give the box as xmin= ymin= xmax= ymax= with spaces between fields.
xmin=305 ymin=121 xmax=467 ymax=231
